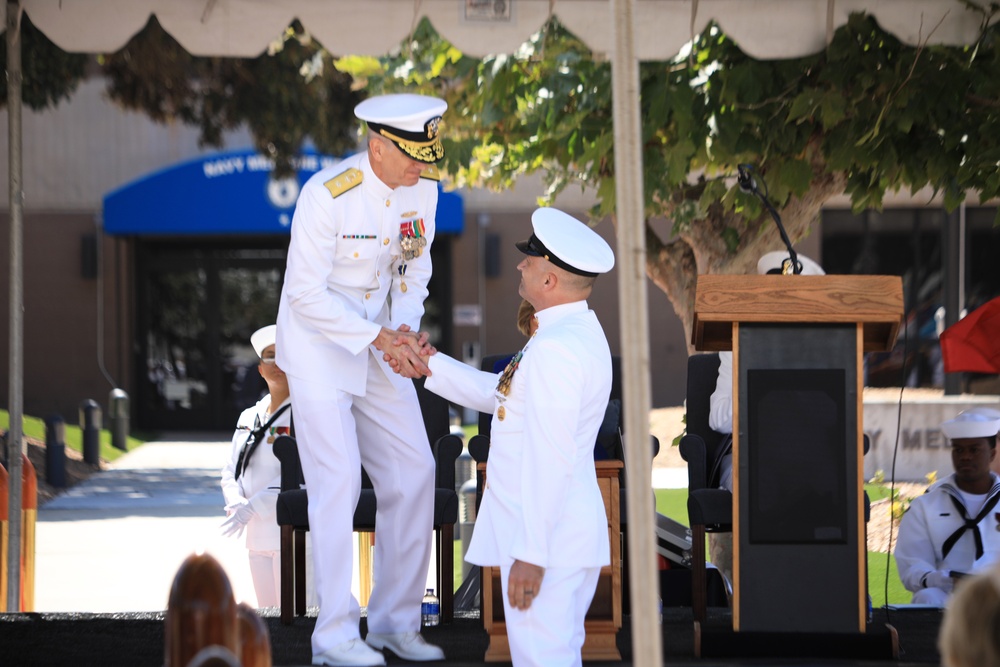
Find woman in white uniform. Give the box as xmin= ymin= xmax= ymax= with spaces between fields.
xmin=220 ymin=324 xmax=292 ymax=607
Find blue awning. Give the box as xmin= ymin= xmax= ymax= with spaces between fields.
xmin=102 ymin=148 xmax=464 ymax=236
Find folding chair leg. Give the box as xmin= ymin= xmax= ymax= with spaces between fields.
xmin=280 ymin=524 xmax=294 ymax=625
xmin=294 ymin=529 xmax=307 ymax=617
xmin=692 ymin=524 xmax=707 ymax=624
xmin=438 ymin=524 xmax=454 ymax=624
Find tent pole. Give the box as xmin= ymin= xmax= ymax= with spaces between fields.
xmin=5 ymin=0 xmax=24 ymax=613
xmin=610 ymin=1 xmax=662 ymax=665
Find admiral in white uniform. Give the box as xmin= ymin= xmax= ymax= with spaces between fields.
xmin=220 ymin=324 xmax=295 ymax=607
xmin=423 ymin=208 xmax=615 ymax=667
xmin=896 ymin=408 xmax=1000 ymax=606
xmin=276 ymin=94 xmax=447 ymax=667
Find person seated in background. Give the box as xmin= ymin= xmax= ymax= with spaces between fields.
xmin=896 ymin=408 xmax=1000 ymax=606
xmin=707 ymin=250 xmax=826 ymax=490
xmin=220 ymin=324 xmax=293 ymax=608
xmin=938 ymin=561 xmax=1000 ymax=667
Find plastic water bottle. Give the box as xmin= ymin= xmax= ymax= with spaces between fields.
xmin=421 ymin=588 xmax=440 ymax=627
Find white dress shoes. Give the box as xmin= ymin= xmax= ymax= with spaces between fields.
xmin=312 ymin=638 xmax=387 ymax=666
xmin=365 ymin=632 xmax=446 ymax=662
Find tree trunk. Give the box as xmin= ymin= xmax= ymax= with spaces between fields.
xmin=642 ymin=168 xmax=848 ymax=355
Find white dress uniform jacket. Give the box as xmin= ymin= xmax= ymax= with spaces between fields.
xmin=221 ymin=394 xmax=291 ymax=552
xmin=426 ymin=301 xmax=612 ymax=570
xmin=275 ymin=150 xmax=436 ymax=393
xmin=896 ymin=472 xmax=1000 ymax=601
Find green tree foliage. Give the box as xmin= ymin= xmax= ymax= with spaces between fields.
xmin=0 ymin=13 xmax=87 ymax=111
xmin=339 ymin=4 xmax=1000 ymax=341
xmin=100 ymin=18 xmax=364 ymax=176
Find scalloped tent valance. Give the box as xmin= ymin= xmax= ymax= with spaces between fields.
xmin=4 ymin=0 xmax=992 ymax=59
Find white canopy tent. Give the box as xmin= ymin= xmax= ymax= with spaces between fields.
xmin=4 ymin=1 xmax=990 ymax=662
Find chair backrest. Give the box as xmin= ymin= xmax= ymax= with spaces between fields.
xmin=684 ymin=353 xmax=728 ymax=482
xmin=414 ymin=376 xmax=451 ymax=444
xmin=273 ymin=436 xmax=304 ymax=491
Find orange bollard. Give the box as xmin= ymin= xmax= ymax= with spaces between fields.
xmin=236 ymin=601 xmax=273 ymax=667
xmin=21 ymin=454 xmax=37 ymax=612
xmin=0 ymin=464 xmax=8 ymax=612
xmin=164 ymin=553 xmax=239 ymax=667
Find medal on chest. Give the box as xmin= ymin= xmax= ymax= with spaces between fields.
xmin=495 ymin=337 xmax=534 ymax=421
xmin=397 ymin=216 xmax=426 ymax=292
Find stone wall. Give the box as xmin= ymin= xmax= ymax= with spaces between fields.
xmin=863 ymin=389 xmax=1000 ymax=482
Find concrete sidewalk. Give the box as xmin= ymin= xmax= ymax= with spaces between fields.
xmin=32 ymin=429 xmax=689 ymax=614
xmin=34 ymin=433 xmax=258 ymax=612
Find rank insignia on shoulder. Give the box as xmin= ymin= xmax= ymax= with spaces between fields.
xmin=419 ymin=165 xmax=441 ymax=181
xmin=324 ymin=168 xmax=363 ymax=198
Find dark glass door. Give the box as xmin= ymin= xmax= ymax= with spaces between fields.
xmin=136 ymin=241 xmax=286 ymax=431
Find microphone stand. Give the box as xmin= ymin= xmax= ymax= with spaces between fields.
xmin=737 ymin=165 xmax=800 ymax=275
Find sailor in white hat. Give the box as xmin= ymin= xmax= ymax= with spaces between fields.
xmin=896 ymin=409 xmax=1000 ymax=605
xmin=756 ymin=250 xmax=825 ymax=276
xmin=419 ymin=207 xmax=615 ymax=666
xmin=275 ymin=93 xmax=448 ymax=666
xmin=220 ymin=325 xmax=301 ymax=607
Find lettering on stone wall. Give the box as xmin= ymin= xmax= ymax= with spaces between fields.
xmin=865 ymin=428 xmax=950 ymax=451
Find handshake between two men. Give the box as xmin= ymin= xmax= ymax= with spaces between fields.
xmin=373 ymin=324 xmax=436 ymax=378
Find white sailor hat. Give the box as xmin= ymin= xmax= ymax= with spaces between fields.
xmin=757 ymin=250 xmax=825 ymax=276
xmin=355 ymin=93 xmax=448 ymax=164
xmin=250 ymin=325 xmax=277 ymax=358
xmin=515 ymin=207 xmax=615 ymax=277
xmin=969 ymin=406 xmax=1000 ymax=421
xmin=940 ymin=410 xmax=1000 ymax=440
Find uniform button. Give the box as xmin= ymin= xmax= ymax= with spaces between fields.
xmin=376 ymin=271 xmax=381 ymax=277
xmin=383 ymin=238 xmax=390 ymax=246
xmin=385 ymin=200 xmax=391 ymax=208
xmin=365 ymin=293 xmax=371 ymax=300
xmin=353 ymin=251 xmax=359 ymax=258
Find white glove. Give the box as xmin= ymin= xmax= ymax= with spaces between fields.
xmin=924 ymin=569 xmax=954 ymax=593
xmin=220 ymin=499 xmax=256 ymax=538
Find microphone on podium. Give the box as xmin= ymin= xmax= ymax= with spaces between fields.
xmin=736 ymin=164 xmax=801 ymax=275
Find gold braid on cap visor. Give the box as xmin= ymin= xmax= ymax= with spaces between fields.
xmin=373 ymin=116 xmax=444 ymax=163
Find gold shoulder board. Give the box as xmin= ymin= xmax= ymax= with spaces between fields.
xmin=419 ymin=165 xmax=441 ymax=181
xmin=324 ymin=168 xmax=363 ymax=198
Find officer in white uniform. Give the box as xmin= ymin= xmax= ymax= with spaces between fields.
xmin=276 ymin=94 xmax=447 ymax=666
xmin=708 ymin=251 xmax=825 ymax=490
xmin=422 ymin=207 xmax=615 ymax=667
xmin=896 ymin=408 xmax=1000 ymax=606
xmin=220 ymin=324 xmax=293 ymax=607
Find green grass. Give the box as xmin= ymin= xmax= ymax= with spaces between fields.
xmin=655 ymin=487 xmax=912 ymax=606
xmin=1 ymin=408 xmax=146 ymax=463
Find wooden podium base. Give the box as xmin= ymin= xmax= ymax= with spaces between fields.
xmin=478 ymin=461 xmax=623 ymax=662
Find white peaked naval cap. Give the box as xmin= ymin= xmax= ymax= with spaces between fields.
xmin=757 ymin=251 xmax=825 ymax=276
xmin=515 ymin=207 xmax=615 ymax=277
xmin=250 ymin=325 xmax=277 ymax=358
xmin=355 ymin=93 xmax=448 ymax=164
xmin=940 ymin=409 xmax=1000 ymax=440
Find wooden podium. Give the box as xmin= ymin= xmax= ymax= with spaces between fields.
xmin=692 ymin=274 xmax=902 ymax=634
xmin=478 ymin=460 xmax=623 ymax=661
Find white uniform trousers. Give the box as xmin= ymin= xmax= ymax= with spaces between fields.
xmin=499 ymin=562 xmax=601 ymax=667
xmin=247 ymin=541 xmax=317 ymax=609
xmin=248 ymin=549 xmax=281 ymax=608
xmin=288 ymin=353 xmax=435 ymax=655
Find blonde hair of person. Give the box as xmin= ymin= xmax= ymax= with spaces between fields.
xmin=939 ymin=564 xmax=1000 ymax=667
xmin=516 ymin=299 xmax=537 ymax=338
